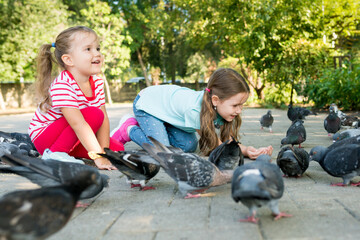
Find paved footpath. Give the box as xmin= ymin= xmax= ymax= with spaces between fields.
xmin=1 ymin=104 xmax=360 ymax=240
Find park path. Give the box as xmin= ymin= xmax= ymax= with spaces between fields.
xmin=1 ymin=104 xmax=360 ymax=240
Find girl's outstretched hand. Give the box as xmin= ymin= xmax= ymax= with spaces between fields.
xmin=246 ymin=145 xmax=273 ymax=160
xmin=94 ymin=157 xmax=117 ymax=170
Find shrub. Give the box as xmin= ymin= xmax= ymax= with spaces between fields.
xmin=303 ymin=65 xmax=360 ymax=110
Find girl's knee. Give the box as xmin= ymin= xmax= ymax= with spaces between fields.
xmin=182 ymin=140 xmax=198 ymax=153
xmin=81 ymin=107 xmax=104 ymax=129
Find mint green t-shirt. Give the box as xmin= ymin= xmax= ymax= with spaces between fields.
xmin=135 ymin=85 xmax=204 ymax=133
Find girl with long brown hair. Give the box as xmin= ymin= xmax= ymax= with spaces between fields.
xmin=112 ymin=68 xmax=272 ymax=158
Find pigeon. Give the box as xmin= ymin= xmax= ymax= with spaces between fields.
xmin=276 ymin=146 xmax=309 ymax=177
xmin=142 ymin=136 xmax=233 ymax=199
xmin=309 ymin=144 xmax=360 ymax=186
xmin=0 ymin=153 xmax=108 ymax=200
xmin=332 ymin=129 xmax=360 ymax=142
xmin=260 ymin=110 xmax=274 ymax=133
xmin=208 ymin=137 xmax=244 ymax=170
xmin=324 ymin=106 xmax=341 ymax=136
xmin=99 ymin=148 xmax=161 ymax=190
xmin=0 ymin=131 xmax=39 ymax=157
xmin=329 ymin=103 xmax=358 ymax=127
xmin=309 ymin=135 xmax=360 ymax=163
xmin=0 ymin=169 xmax=98 ymax=240
xmin=281 ymin=119 xmax=306 ymax=148
xmin=231 ymin=154 xmax=292 ymax=223
xmin=287 ymin=104 xmax=316 ymax=121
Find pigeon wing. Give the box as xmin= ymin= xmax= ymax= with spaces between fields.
xmin=157 ymin=152 xmax=216 ymax=188
xmin=0 ymin=187 xmax=75 ymax=239
xmin=257 ymin=163 xmax=284 ymax=199
xmin=322 ymin=144 xmax=360 ymax=177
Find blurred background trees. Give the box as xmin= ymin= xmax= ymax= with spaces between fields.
xmin=0 ymin=0 xmax=359 ymax=109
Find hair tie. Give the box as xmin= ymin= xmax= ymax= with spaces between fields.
xmin=51 ymin=42 xmax=56 ymax=48
xmin=205 ymin=88 xmax=211 ymax=93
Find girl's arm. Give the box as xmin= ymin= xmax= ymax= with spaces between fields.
xmin=61 ymin=107 xmax=116 ymax=170
xmin=96 ymin=105 xmax=110 ymax=149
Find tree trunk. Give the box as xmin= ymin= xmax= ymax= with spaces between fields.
xmin=168 ymin=42 xmax=176 ymax=84
xmin=255 ymin=85 xmax=265 ymax=100
xmin=136 ymin=49 xmax=151 ymax=87
xmin=290 ymin=81 xmax=294 ymax=105
xmin=0 ymin=88 xmax=6 ymax=110
xmin=102 ymin=73 xmax=113 ymax=105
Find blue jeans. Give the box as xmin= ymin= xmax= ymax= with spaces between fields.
xmin=129 ymin=95 xmax=198 ymax=152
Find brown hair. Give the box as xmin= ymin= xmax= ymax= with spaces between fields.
xmin=199 ymin=68 xmax=250 ymax=156
xmin=35 ymin=26 xmax=97 ymax=112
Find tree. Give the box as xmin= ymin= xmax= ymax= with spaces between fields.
xmin=0 ymin=0 xmax=68 ymax=108
xmin=0 ymin=0 xmax=68 ymax=83
xmin=178 ymin=0 xmax=324 ymax=100
xmin=79 ymin=0 xmax=132 ymax=103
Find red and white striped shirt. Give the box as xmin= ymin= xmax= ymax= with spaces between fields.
xmin=28 ymin=70 xmax=105 ymax=141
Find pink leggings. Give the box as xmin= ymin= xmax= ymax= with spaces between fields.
xmin=33 ymin=107 xmax=124 ymax=158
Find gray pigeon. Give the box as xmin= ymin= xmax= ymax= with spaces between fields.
xmin=231 ymin=154 xmax=292 ymax=223
xmin=260 ymin=110 xmax=274 ymax=133
xmin=281 ymin=119 xmax=306 ymax=148
xmin=276 ymin=146 xmax=309 ymax=177
xmin=332 ymin=129 xmax=360 ymax=142
xmin=330 ymin=103 xmax=358 ymax=127
xmin=0 ymin=170 xmax=98 ymax=240
xmin=0 ymin=153 xmax=108 ymax=200
xmin=99 ymin=148 xmax=160 ymax=190
xmin=324 ymin=106 xmax=341 ymax=136
xmin=142 ymin=136 xmax=233 ymax=198
xmin=0 ymin=131 xmax=39 ymax=157
xmin=309 ymin=135 xmax=360 ymax=164
xmin=310 ymin=144 xmax=360 ymax=186
xmin=208 ymin=137 xmax=244 ymax=170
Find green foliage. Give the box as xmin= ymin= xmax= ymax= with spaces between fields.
xmin=304 ymin=64 xmax=360 ymax=110
xmin=186 ymin=53 xmax=207 ymax=82
xmin=0 ymin=0 xmax=68 ymax=82
xmin=79 ymin=0 xmax=132 ymax=80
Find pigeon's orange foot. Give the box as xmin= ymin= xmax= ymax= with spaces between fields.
xmin=140 ymin=186 xmax=156 ymax=191
xmin=330 ymin=182 xmax=347 ymax=187
xmin=350 ymin=182 xmax=360 ymax=187
xmin=184 ymin=193 xmax=202 ymax=199
xmin=130 ymin=183 xmax=142 ymax=188
xmin=273 ymin=212 xmax=292 ymax=221
xmin=76 ymin=201 xmax=90 ymax=208
xmin=239 ymin=215 xmax=259 ymax=224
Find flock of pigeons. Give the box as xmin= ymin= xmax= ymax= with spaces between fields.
xmin=259 ymin=103 xmax=360 ymax=217
xmin=1 ymin=103 xmax=360 ymax=239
